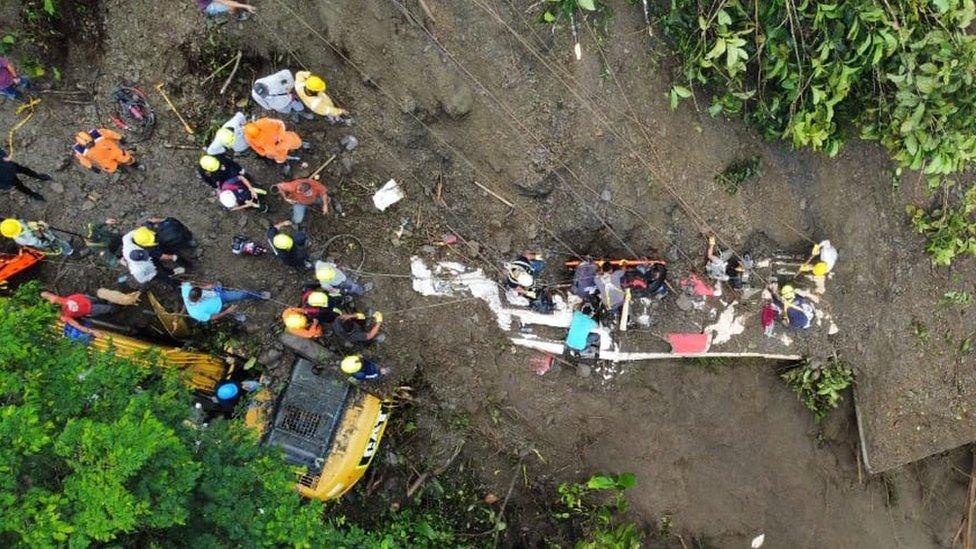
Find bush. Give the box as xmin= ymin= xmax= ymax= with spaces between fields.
xmin=662 ymin=0 xmax=976 ymax=189
xmin=554 ymin=473 xmax=642 ymax=548
xmin=781 ymin=358 xmax=854 ymax=422
xmin=907 ymin=186 xmax=976 ymax=266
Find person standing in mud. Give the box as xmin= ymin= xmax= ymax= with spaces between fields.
xmin=0 ymin=148 xmax=52 ymax=201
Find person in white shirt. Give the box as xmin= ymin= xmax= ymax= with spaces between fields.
xmin=251 ymin=70 xmax=305 ymax=115
xmin=205 ymin=112 xmax=250 ymax=156
xmin=800 ymin=239 xmax=838 ymax=277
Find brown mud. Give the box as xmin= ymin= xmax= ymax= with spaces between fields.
xmin=2 ymin=0 xmax=975 ymax=546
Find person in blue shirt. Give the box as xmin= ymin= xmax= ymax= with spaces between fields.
xmin=565 ymin=304 xmax=599 ymax=354
xmin=340 ymin=354 xmax=389 ymax=383
xmin=180 ymin=281 xmax=270 ymax=323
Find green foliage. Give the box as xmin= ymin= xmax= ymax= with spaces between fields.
xmin=781 ymin=358 xmax=854 ymax=422
xmin=555 ymin=473 xmax=641 ymax=548
xmin=0 ymin=284 xmax=463 ymax=547
xmin=714 ymin=156 xmax=762 ymax=195
xmin=941 ymin=290 xmax=973 ymax=306
xmin=541 ymin=0 xmax=603 ymax=23
xmin=663 ymin=0 xmax=976 ymax=187
xmin=907 ymin=187 xmax=976 ymax=266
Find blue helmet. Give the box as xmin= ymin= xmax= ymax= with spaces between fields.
xmin=216 ymin=382 xmax=239 ymax=401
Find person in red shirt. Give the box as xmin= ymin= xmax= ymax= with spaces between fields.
xmin=273 ymin=178 xmax=328 ymax=224
xmin=41 ymin=291 xmax=118 ymax=334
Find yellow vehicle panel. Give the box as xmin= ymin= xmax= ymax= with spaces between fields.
xmin=297 ymin=393 xmax=391 ymax=501
xmin=61 ymin=323 xmax=228 ymax=394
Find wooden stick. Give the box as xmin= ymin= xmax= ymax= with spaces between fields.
xmin=310 ymin=154 xmax=338 ymax=180
xmin=472 ymin=180 xmax=515 ymax=208
xmin=201 ymin=52 xmax=241 ymax=85
xmin=155 ymin=83 xmax=195 ymax=135
xmin=619 ymin=288 xmax=631 ymax=332
xmin=418 ymin=0 xmax=436 ymax=23
xmin=966 ymin=448 xmax=976 ymax=549
xmin=219 ymin=51 xmax=243 ymax=95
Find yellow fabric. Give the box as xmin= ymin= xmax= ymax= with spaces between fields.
xmin=294 ymin=71 xmax=346 ymax=117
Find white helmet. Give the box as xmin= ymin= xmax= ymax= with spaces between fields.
xmin=219 ymin=190 xmax=238 ymax=209
xmin=507 ymin=265 xmax=534 ymax=287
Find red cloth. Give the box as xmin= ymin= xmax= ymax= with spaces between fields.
xmin=680 ymin=273 xmax=715 ymax=297
xmin=761 ymin=304 xmax=779 ymax=328
xmin=668 ymin=332 xmax=710 ymax=354
xmin=55 ymin=294 xmax=92 ymax=318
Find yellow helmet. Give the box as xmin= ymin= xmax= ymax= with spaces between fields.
xmin=305 ymin=75 xmax=327 ymax=93
xmin=1 ymin=218 xmax=23 ymax=238
xmin=132 ymin=226 xmax=157 ymax=247
xmin=315 ymin=264 xmax=337 ymax=282
xmin=283 ymin=310 xmax=308 ymax=330
xmin=780 ymin=284 xmax=796 ymax=301
xmin=812 ymin=261 xmax=829 ymax=277
xmin=340 ymin=355 xmax=362 ymax=374
xmin=215 ymin=127 xmax=236 ymax=147
xmin=272 ymin=233 xmax=294 ymax=250
xmin=199 ymin=154 xmax=221 ymax=172
xmin=306 ymin=291 xmax=330 ymax=307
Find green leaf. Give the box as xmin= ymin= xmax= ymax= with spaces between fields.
xmin=717 ymin=9 xmax=731 ymax=26
xmin=577 ymin=0 xmax=597 ymax=11
xmin=705 ymin=38 xmax=726 ymax=60
xmin=586 ymin=475 xmax=617 ymax=490
xmin=43 ymin=0 xmax=56 ymax=16
xmin=673 ymin=85 xmax=693 ymax=98
xmin=615 ymin=472 xmax=637 ymax=489
xmin=543 ymin=11 xmax=556 ymax=23
xmin=708 ymin=102 xmax=723 ymax=117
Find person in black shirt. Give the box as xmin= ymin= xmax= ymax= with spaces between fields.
xmin=197 ymin=153 xmax=244 ymax=189
xmin=0 ymin=148 xmax=51 ymax=201
xmin=266 ymin=220 xmax=311 ymax=268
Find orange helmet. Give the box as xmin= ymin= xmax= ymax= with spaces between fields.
xmin=243 ymin=123 xmax=260 ymax=138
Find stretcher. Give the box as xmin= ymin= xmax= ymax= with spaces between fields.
xmin=0 ymin=247 xmax=44 ymax=283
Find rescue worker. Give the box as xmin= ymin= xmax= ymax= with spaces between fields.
xmin=41 ymin=291 xmax=118 ymax=335
xmin=761 ymin=284 xmax=815 ymax=335
xmin=506 ymin=252 xmax=554 ymax=313
xmin=121 ymin=227 xmax=178 ymax=285
xmin=243 ymin=118 xmax=303 ymax=166
xmin=595 ymin=263 xmax=626 ymax=316
xmin=180 ymin=281 xmax=269 ymax=323
xmin=570 ymin=259 xmax=599 ymax=300
xmin=251 ymin=69 xmax=306 ymax=116
xmin=130 ymin=225 xmax=191 ymax=275
xmin=340 ymin=354 xmax=389 ymax=383
xmin=219 ymin=176 xmax=267 ymax=212
xmin=0 ymin=218 xmax=73 ymax=255
xmin=274 ymin=178 xmax=328 ymax=224
xmin=0 ymin=56 xmax=26 ymax=100
xmin=82 ymin=218 xmax=122 ymax=266
xmin=798 ymin=239 xmax=839 ymax=277
xmin=0 ymin=148 xmax=51 ymax=201
xmin=294 ymin=71 xmax=349 ymax=122
xmin=622 ymin=261 xmax=668 ymax=298
xmin=301 ymin=288 xmax=346 ymax=325
xmin=314 ymin=260 xmax=370 ymax=296
xmin=705 ymin=234 xmax=752 ymax=292
xmin=267 ymin=220 xmax=311 ymax=268
xmin=565 ymin=302 xmax=600 ymax=357
xmin=332 ymin=310 xmax=385 ymax=347
xmin=73 ymin=128 xmax=137 ymax=174
xmin=140 ymin=217 xmax=198 ymax=255
xmin=197 ymin=153 xmax=245 ymax=189
xmin=282 ymin=307 xmax=323 ymax=338
xmin=205 ymin=113 xmax=251 ymax=156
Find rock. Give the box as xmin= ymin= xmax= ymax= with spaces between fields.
xmin=340 ymin=135 xmax=359 ymax=151
xmin=399 ymin=94 xmax=417 ymax=114
xmin=419 ymin=245 xmax=437 ymax=255
xmin=258 ymin=217 xmax=272 ymax=229
xmin=48 ymin=181 xmax=65 ymax=194
xmin=466 ymin=240 xmax=481 ymax=255
xmin=258 ymin=348 xmax=282 ymax=365
xmin=526 ymin=223 xmax=538 ymax=240
xmin=577 ymin=364 xmax=592 ymax=378
xmin=440 ymin=82 xmax=473 ymax=118
xmin=800 ymin=198 xmax=807 ymax=210
xmin=238 ymin=216 xmax=248 ymax=228
xmin=494 ymin=232 xmax=512 ymax=254
xmin=600 ymin=188 xmax=612 ymax=202
xmin=339 ymin=155 xmax=355 ymax=174
xmin=80 ymin=200 xmax=96 ymax=211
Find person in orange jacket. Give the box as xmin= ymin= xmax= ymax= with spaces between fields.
xmin=242 ymin=118 xmax=302 ymax=165
xmin=73 ymin=128 xmax=138 ymax=174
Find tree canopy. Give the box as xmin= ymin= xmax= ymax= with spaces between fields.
xmin=0 ymin=284 xmax=460 ymax=547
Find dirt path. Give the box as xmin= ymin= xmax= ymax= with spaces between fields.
xmin=2 ymin=0 xmax=974 ymax=545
